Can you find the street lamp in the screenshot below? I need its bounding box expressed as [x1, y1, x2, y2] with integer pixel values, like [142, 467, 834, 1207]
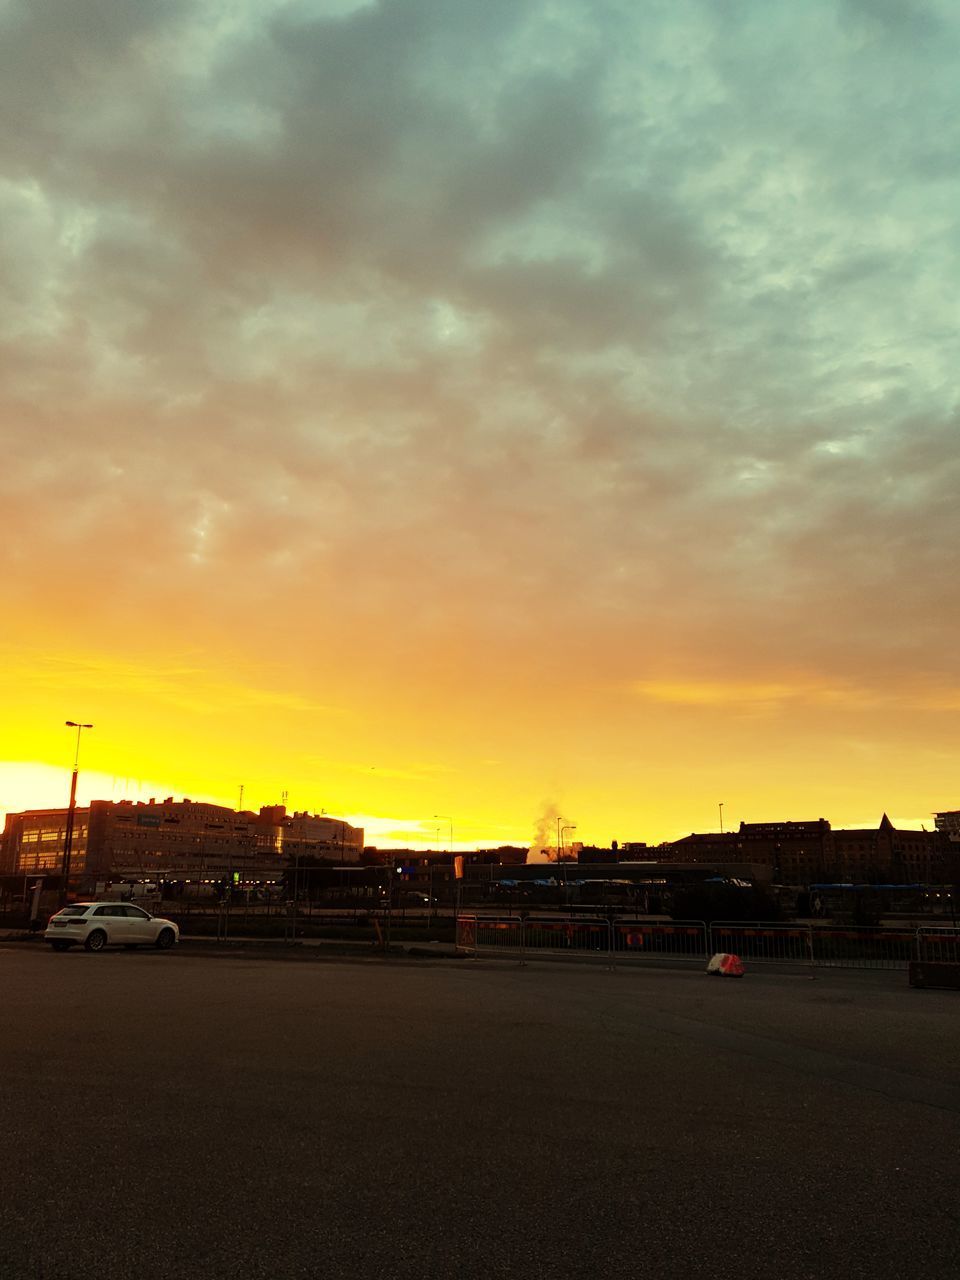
[556, 817, 573, 865]
[434, 815, 453, 849]
[61, 721, 93, 905]
[435, 814, 454, 914]
[719, 802, 724, 834]
[561, 825, 577, 860]
[557, 820, 576, 900]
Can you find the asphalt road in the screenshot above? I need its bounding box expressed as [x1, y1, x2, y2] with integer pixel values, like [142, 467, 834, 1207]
[1, 946, 959, 1280]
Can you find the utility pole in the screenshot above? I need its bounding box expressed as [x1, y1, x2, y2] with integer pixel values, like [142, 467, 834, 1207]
[61, 721, 93, 906]
[435, 812, 453, 906]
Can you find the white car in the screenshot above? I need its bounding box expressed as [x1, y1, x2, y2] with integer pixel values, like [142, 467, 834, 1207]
[45, 903, 180, 952]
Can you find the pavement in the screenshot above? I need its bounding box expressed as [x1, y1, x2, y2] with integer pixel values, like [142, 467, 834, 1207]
[1, 947, 959, 1280]
[0, 928, 462, 961]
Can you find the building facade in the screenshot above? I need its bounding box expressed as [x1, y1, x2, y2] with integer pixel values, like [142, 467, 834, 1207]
[934, 810, 960, 841]
[0, 808, 91, 876]
[658, 816, 951, 885]
[832, 816, 951, 885]
[0, 798, 364, 886]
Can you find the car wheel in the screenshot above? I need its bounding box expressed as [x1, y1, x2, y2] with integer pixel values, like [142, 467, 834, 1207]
[84, 929, 108, 952]
[155, 927, 176, 950]
[50, 941, 71, 952]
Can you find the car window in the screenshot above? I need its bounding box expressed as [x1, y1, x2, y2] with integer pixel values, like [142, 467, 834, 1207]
[60, 906, 90, 917]
[124, 906, 151, 919]
[93, 905, 116, 916]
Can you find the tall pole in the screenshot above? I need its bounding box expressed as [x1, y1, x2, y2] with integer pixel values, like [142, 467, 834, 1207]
[557, 820, 575, 900]
[435, 814, 453, 915]
[434, 815, 453, 850]
[61, 721, 93, 906]
[719, 802, 724, 834]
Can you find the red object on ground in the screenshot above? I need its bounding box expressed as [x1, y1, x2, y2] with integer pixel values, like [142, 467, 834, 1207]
[707, 952, 745, 977]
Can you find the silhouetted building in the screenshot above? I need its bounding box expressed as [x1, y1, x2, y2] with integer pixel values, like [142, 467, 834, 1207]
[577, 843, 649, 864]
[353, 846, 526, 901]
[0, 799, 363, 885]
[659, 831, 743, 864]
[656, 816, 952, 884]
[736, 819, 833, 882]
[934, 810, 960, 841]
[831, 815, 947, 884]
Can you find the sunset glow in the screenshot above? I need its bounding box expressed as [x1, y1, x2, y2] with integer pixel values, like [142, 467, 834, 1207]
[3, 0, 958, 846]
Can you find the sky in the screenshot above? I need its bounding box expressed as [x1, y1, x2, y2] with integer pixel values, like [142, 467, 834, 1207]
[2, 0, 959, 847]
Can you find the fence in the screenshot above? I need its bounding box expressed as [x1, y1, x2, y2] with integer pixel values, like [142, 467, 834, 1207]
[614, 920, 710, 962]
[455, 915, 960, 972]
[916, 927, 960, 965]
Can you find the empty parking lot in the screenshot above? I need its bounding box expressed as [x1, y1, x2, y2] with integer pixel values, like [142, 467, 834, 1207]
[2, 945, 958, 1280]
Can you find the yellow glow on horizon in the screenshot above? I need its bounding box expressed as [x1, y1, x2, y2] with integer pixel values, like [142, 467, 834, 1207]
[0, 627, 955, 850]
[0, 763, 508, 850]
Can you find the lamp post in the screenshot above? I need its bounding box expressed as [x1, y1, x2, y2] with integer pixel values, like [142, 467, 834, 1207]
[557, 820, 575, 902]
[435, 814, 454, 913]
[561, 825, 577, 859]
[423, 825, 441, 920]
[61, 721, 93, 906]
[434, 815, 453, 849]
[719, 803, 724, 834]
[556, 817, 577, 865]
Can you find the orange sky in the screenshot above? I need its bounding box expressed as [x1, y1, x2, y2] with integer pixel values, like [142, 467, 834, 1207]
[2, 617, 955, 845]
[2, 0, 959, 844]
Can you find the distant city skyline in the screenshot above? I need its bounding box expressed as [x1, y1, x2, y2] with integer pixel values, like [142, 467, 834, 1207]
[0, 759, 946, 850]
[3, 1, 959, 844]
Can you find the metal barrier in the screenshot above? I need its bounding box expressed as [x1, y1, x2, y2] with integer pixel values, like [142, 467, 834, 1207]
[523, 916, 611, 961]
[809, 926, 918, 971]
[613, 920, 708, 963]
[456, 914, 612, 963]
[456, 915, 707, 965]
[710, 922, 813, 966]
[474, 916, 525, 957]
[710, 922, 932, 971]
[457, 915, 960, 973]
[522, 916, 611, 962]
[917, 927, 960, 965]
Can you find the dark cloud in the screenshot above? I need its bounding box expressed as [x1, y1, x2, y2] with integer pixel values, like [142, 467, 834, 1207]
[1, 0, 959, 712]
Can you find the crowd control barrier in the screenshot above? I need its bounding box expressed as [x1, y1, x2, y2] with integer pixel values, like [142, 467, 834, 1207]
[708, 922, 812, 966]
[916, 927, 960, 965]
[806, 925, 918, 971]
[456, 915, 960, 973]
[613, 920, 709, 962]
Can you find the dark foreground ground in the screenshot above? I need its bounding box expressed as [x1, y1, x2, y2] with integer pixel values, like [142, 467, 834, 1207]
[1, 947, 958, 1280]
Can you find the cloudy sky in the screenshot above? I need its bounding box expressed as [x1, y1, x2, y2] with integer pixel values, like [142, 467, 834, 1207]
[2, 0, 959, 845]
